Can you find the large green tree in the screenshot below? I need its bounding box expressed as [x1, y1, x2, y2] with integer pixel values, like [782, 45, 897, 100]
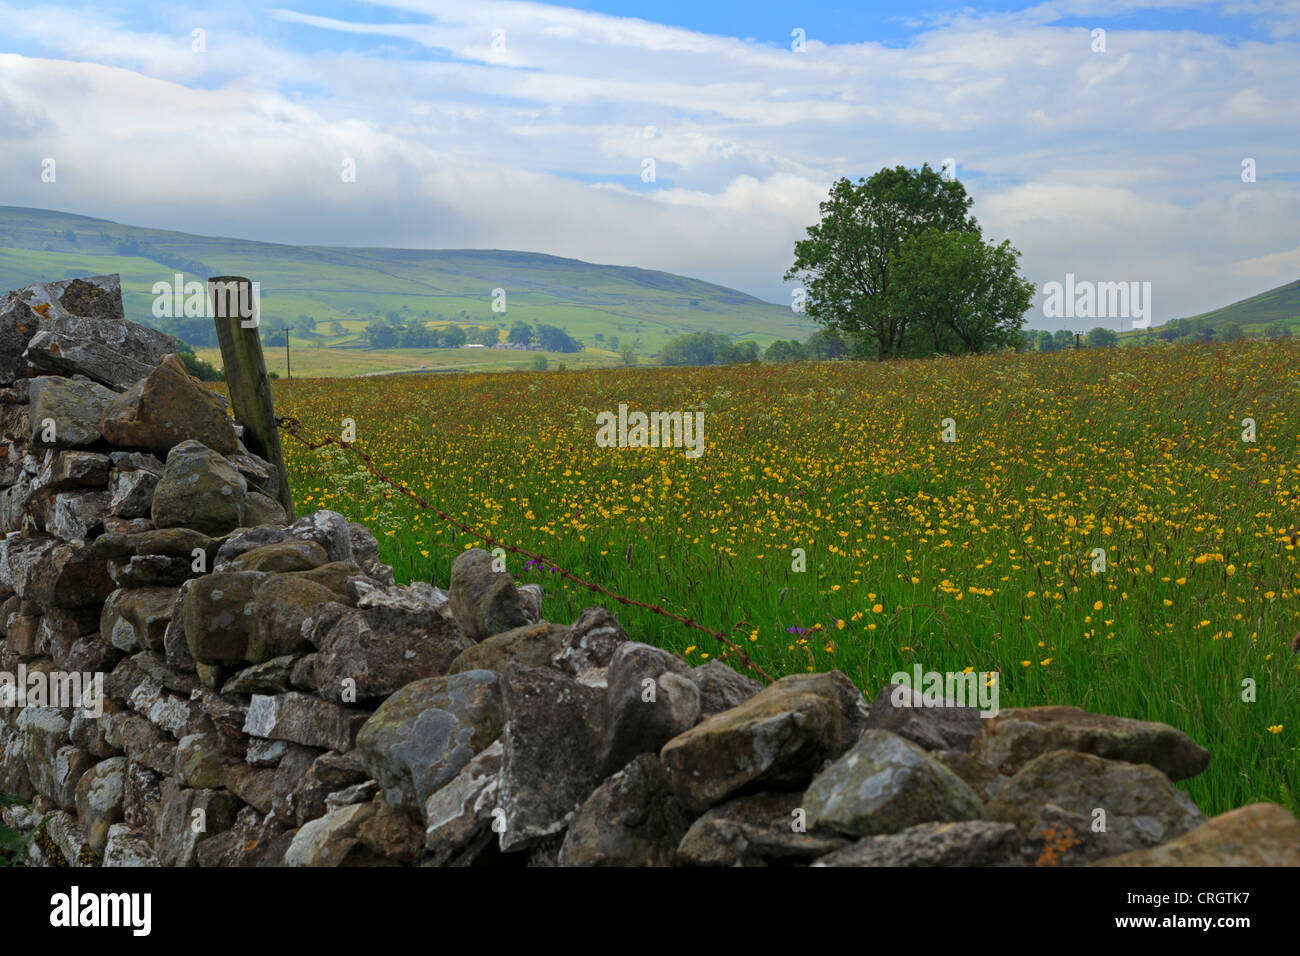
[893, 230, 1035, 355]
[785, 164, 1031, 358]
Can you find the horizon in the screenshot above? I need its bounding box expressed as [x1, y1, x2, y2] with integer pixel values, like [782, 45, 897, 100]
[4, 201, 1294, 332]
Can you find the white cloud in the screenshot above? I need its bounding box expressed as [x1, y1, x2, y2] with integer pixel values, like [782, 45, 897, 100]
[0, 0, 1295, 325]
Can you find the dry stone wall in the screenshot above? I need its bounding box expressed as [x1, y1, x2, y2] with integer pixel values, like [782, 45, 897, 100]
[0, 273, 1296, 867]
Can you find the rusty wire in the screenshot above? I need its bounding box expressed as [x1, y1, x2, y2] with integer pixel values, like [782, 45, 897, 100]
[275, 415, 772, 684]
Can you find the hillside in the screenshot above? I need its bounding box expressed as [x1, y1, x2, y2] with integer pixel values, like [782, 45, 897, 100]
[1180, 277, 1300, 330]
[0, 206, 812, 368]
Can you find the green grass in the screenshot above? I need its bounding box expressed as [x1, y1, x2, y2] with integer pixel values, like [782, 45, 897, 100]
[273, 341, 1300, 819]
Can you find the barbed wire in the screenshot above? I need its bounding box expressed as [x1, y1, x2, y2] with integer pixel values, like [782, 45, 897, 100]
[275, 415, 773, 684]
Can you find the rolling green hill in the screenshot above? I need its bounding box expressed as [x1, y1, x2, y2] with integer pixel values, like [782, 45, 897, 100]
[0, 206, 813, 364]
[1181, 277, 1300, 330]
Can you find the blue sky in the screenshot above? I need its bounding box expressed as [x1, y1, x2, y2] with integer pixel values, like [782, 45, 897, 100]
[0, 0, 1297, 326]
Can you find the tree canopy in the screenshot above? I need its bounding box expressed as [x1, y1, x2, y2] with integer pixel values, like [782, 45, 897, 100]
[785, 164, 1033, 358]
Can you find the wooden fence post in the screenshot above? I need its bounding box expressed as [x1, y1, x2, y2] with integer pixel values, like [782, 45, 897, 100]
[208, 276, 295, 519]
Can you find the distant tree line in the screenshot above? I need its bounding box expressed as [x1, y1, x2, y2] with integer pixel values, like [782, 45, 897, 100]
[1026, 316, 1293, 353]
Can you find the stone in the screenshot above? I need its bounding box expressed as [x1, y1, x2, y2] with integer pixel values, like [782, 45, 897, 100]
[35, 450, 111, 491]
[221, 655, 297, 696]
[354, 796, 425, 863]
[446, 620, 568, 675]
[497, 662, 605, 852]
[226, 452, 277, 498]
[448, 547, 533, 641]
[423, 740, 503, 866]
[690, 659, 764, 718]
[286, 510, 354, 564]
[37, 810, 95, 867]
[325, 780, 380, 813]
[20, 541, 114, 608]
[558, 753, 694, 867]
[313, 601, 472, 705]
[213, 526, 293, 569]
[986, 750, 1206, 847]
[243, 692, 366, 753]
[100, 587, 176, 653]
[104, 712, 176, 776]
[813, 820, 1022, 867]
[289, 560, 363, 596]
[599, 641, 698, 776]
[5, 613, 39, 658]
[98, 354, 238, 455]
[151, 440, 247, 537]
[103, 824, 161, 867]
[130, 650, 198, 694]
[107, 467, 159, 518]
[865, 681, 987, 752]
[183, 570, 267, 665]
[246, 738, 292, 768]
[123, 674, 206, 739]
[24, 331, 157, 390]
[660, 672, 860, 812]
[153, 780, 240, 867]
[161, 580, 195, 673]
[933, 750, 1009, 802]
[283, 800, 377, 866]
[270, 745, 324, 825]
[73, 756, 126, 855]
[1019, 802, 1142, 866]
[28, 376, 115, 448]
[227, 764, 277, 815]
[350, 579, 444, 611]
[1092, 803, 1300, 867]
[8, 275, 170, 387]
[121, 761, 164, 832]
[971, 706, 1212, 782]
[38, 605, 99, 657]
[93, 525, 215, 562]
[355, 669, 503, 818]
[194, 805, 290, 867]
[675, 790, 850, 867]
[227, 539, 328, 574]
[346, 520, 394, 584]
[280, 749, 367, 828]
[290, 653, 318, 692]
[0, 535, 58, 597]
[48, 490, 111, 540]
[101, 516, 153, 535]
[56, 634, 121, 676]
[248, 576, 339, 662]
[804, 730, 984, 837]
[551, 606, 628, 676]
[175, 732, 238, 790]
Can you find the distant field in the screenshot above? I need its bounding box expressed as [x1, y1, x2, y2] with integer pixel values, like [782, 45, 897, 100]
[268, 340, 1300, 817]
[194, 344, 623, 378]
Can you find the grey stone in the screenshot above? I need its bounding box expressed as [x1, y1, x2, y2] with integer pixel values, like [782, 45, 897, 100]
[676, 790, 850, 867]
[558, 753, 694, 867]
[497, 662, 605, 852]
[813, 820, 1022, 867]
[355, 669, 502, 818]
[243, 692, 366, 753]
